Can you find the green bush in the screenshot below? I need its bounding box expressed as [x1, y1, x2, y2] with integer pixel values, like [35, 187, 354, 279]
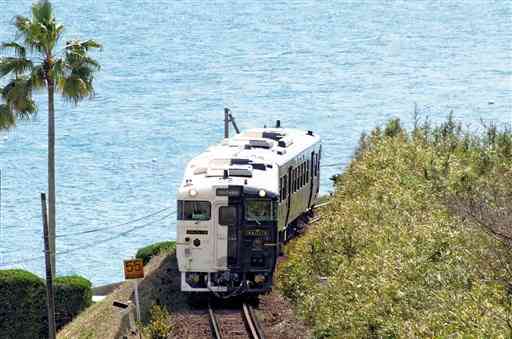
[278, 116, 512, 338]
[142, 304, 173, 339]
[54, 276, 92, 329]
[0, 269, 46, 339]
[136, 241, 176, 265]
[0, 270, 92, 339]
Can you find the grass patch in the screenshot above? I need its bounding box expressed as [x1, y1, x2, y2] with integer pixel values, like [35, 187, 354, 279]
[278, 116, 512, 337]
[136, 241, 176, 265]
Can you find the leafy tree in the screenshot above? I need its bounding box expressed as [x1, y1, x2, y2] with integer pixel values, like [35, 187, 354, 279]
[0, 0, 101, 274]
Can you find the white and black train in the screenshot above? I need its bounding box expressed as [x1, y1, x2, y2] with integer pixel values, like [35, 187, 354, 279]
[176, 127, 321, 295]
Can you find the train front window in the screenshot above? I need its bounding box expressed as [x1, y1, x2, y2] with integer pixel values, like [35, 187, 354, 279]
[245, 199, 273, 222]
[219, 206, 237, 225]
[178, 200, 211, 220]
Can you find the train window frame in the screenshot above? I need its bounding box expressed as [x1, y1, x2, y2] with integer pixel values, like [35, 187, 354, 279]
[178, 200, 211, 221]
[219, 206, 237, 225]
[245, 199, 275, 222]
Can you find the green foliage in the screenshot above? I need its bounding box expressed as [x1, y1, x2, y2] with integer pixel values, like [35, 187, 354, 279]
[136, 241, 176, 265]
[54, 275, 92, 329]
[0, 269, 46, 339]
[0, 270, 93, 339]
[0, 0, 101, 129]
[278, 116, 512, 338]
[142, 304, 173, 339]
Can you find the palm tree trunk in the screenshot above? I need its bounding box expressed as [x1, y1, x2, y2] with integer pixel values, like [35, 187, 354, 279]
[47, 77, 56, 278]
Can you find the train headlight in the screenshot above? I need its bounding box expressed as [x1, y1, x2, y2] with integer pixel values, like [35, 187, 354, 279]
[258, 189, 266, 197]
[189, 188, 198, 197]
[254, 274, 266, 284]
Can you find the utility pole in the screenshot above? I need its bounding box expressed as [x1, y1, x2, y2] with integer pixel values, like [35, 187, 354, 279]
[41, 193, 56, 339]
[224, 107, 240, 138]
[224, 107, 230, 139]
[229, 111, 240, 134]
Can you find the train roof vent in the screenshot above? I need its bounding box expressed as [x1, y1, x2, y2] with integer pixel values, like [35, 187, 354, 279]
[249, 139, 272, 149]
[231, 158, 251, 165]
[262, 131, 284, 141]
[229, 168, 253, 177]
[193, 167, 207, 175]
[278, 137, 293, 148]
[251, 163, 266, 171]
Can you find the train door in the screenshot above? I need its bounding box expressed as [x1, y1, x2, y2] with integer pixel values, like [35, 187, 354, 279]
[213, 202, 229, 270]
[214, 202, 241, 271]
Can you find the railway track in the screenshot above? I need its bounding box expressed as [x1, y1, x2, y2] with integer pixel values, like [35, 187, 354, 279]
[208, 302, 265, 339]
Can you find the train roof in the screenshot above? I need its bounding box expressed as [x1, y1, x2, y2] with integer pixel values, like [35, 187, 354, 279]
[178, 128, 321, 195]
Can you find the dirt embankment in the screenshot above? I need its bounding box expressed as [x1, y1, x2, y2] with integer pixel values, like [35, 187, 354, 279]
[59, 249, 311, 339]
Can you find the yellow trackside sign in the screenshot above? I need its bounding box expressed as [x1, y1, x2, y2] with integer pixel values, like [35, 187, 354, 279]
[123, 259, 144, 279]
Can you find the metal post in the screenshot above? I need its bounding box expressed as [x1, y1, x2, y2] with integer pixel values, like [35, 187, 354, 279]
[0, 169, 2, 265]
[224, 108, 229, 139]
[134, 279, 141, 323]
[229, 113, 240, 134]
[41, 193, 56, 339]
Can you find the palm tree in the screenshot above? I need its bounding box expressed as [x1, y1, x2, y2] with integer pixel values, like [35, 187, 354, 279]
[0, 0, 101, 275]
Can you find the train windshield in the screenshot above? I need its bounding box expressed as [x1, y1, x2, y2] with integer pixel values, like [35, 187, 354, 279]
[178, 200, 211, 221]
[245, 199, 274, 222]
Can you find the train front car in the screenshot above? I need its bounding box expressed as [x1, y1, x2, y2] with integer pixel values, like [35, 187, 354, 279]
[177, 127, 321, 296]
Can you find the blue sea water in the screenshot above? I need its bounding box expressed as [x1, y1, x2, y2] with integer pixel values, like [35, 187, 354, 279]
[0, 0, 510, 285]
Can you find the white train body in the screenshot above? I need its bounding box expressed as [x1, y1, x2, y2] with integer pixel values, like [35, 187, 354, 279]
[176, 127, 321, 294]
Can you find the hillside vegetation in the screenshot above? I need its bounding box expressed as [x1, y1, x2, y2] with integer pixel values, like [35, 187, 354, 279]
[279, 116, 512, 338]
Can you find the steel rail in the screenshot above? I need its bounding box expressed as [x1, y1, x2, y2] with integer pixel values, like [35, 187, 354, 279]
[242, 303, 265, 339]
[208, 302, 223, 339]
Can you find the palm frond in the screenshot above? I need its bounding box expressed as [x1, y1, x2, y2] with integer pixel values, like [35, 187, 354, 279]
[14, 16, 32, 38]
[56, 41, 101, 104]
[0, 57, 33, 78]
[1, 77, 37, 116]
[79, 39, 102, 51]
[13, 16, 40, 52]
[32, 1, 53, 25]
[30, 64, 46, 89]
[59, 74, 94, 105]
[0, 41, 27, 58]
[0, 103, 16, 129]
[31, 1, 63, 52]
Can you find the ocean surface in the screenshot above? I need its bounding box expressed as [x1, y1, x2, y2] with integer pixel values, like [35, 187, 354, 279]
[0, 0, 510, 285]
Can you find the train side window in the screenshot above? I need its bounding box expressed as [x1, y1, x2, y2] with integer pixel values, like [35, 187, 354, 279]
[294, 168, 298, 192]
[291, 169, 295, 193]
[219, 206, 237, 225]
[283, 174, 288, 200]
[298, 165, 301, 189]
[306, 160, 310, 183]
[317, 149, 321, 175]
[314, 154, 318, 176]
[279, 177, 283, 201]
[299, 163, 303, 188]
[178, 201, 211, 221]
[297, 167, 300, 190]
[300, 162, 306, 187]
